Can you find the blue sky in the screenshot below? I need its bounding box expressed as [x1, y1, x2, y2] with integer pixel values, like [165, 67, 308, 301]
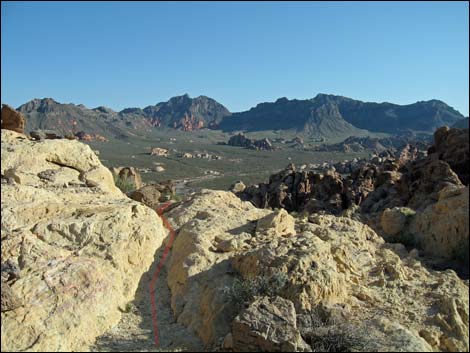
[1, 1, 469, 115]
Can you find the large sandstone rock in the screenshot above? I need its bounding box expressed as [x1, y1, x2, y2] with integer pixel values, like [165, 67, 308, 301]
[1, 130, 167, 351]
[130, 181, 176, 209]
[227, 133, 275, 151]
[381, 207, 416, 236]
[410, 186, 469, 263]
[165, 190, 270, 345]
[1, 104, 26, 134]
[429, 126, 469, 185]
[256, 209, 295, 238]
[232, 296, 310, 352]
[166, 190, 469, 352]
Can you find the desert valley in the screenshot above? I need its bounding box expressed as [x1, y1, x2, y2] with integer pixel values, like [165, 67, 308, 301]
[2, 1, 469, 352]
[1, 93, 469, 351]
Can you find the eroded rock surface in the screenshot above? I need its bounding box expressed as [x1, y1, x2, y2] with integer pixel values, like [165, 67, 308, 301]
[232, 296, 310, 352]
[1, 104, 26, 134]
[166, 189, 469, 352]
[1, 130, 166, 351]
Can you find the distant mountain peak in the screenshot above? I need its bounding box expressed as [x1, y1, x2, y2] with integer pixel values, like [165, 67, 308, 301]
[14, 94, 465, 138]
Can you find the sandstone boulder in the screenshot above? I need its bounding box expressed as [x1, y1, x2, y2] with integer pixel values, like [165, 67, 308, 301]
[381, 207, 416, 236]
[230, 180, 246, 194]
[1, 104, 25, 134]
[410, 186, 469, 263]
[1, 129, 166, 351]
[256, 209, 295, 238]
[150, 147, 169, 156]
[232, 296, 310, 352]
[428, 126, 469, 185]
[130, 181, 176, 209]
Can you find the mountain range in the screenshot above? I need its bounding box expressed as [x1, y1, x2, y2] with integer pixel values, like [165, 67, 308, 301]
[14, 93, 466, 139]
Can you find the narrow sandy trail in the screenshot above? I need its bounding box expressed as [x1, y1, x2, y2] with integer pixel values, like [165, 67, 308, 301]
[92, 207, 205, 352]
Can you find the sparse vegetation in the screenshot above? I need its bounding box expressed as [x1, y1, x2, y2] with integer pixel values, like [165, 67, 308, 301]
[119, 302, 135, 313]
[298, 307, 375, 352]
[222, 271, 288, 310]
[305, 324, 370, 352]
[113, 174, 136, 194]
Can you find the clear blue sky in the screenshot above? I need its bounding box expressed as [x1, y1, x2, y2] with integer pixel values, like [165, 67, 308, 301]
[1, 1, 469, 115]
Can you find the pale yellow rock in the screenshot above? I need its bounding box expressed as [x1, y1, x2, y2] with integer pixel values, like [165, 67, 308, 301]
[256, 208, 296, 238]
[166, 190, 270, 344]
[410, 186, 469, 261]
[232, 296, 310, 352]
[166, 190, 469, 351]
[1, 129, 120, 195]
[381, 207, 415, 236]
[1, 130, 167, 351]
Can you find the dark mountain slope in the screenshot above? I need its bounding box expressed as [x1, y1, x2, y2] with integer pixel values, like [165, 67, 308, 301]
[219, 94, 464, 135]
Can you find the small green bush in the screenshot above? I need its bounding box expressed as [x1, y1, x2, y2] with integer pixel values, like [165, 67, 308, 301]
[114, 175, 136, 193]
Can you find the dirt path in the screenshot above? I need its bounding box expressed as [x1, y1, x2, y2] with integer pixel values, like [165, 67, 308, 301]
[92, 213, 205, 352]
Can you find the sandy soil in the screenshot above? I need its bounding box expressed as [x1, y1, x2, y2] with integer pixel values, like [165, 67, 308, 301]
[92, 222, 205, 352]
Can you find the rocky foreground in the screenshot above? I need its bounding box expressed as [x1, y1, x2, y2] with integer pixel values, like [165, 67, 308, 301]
[163, 190, 469, 351]
[1, 107, 469, 352]
[0, 129, 167, 351]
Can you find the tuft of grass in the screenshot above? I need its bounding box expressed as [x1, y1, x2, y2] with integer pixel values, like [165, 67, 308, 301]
[114, 174, 136, 194]
[222, 271, 288, 310]
[298, 307, 374, 352]
[119, 302, 135, 313]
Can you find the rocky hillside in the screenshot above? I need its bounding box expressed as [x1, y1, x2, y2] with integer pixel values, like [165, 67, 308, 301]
[313, 134, 431, 153]
[220, 96, 368, 138]
[220, 94, 465, 135]
[235, 126, 469, 275]
[17, 98, 126, 138]
[18, 94, 231, 137]
[139, 94, 231, 131]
